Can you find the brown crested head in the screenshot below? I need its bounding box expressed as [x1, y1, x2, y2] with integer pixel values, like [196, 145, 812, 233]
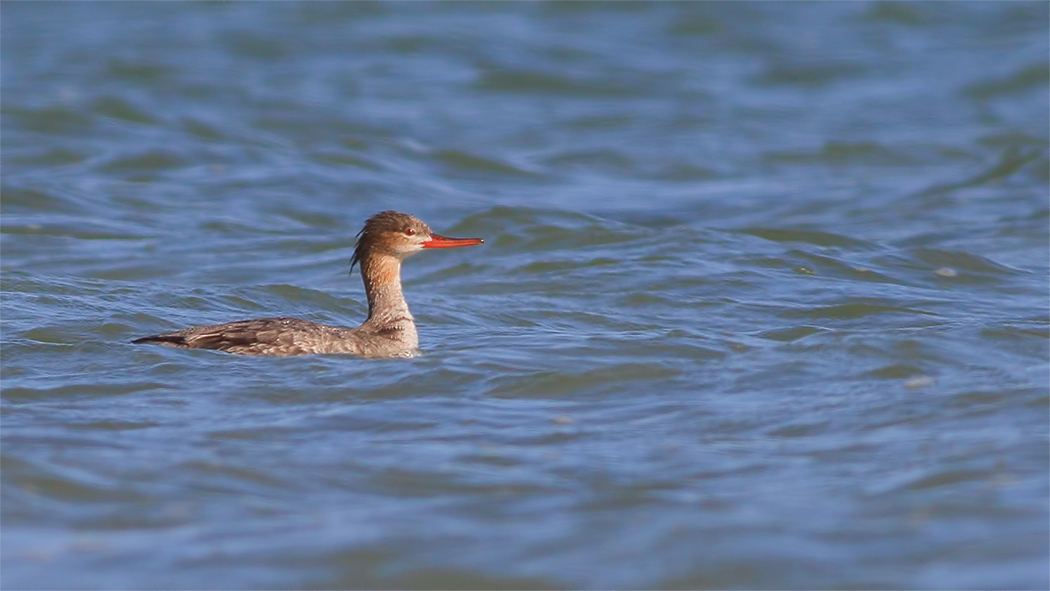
[351, 211, 428, 273]
[350, 211, 485, 275]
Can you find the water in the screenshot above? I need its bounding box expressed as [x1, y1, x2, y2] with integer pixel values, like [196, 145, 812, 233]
[2, 2, 1048, 589]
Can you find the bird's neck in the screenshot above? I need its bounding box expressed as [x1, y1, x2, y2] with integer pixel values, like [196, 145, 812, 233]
[360, 253, 414, 327]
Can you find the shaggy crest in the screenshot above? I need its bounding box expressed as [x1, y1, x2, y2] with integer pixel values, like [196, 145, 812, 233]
[350, 211, 431, 275]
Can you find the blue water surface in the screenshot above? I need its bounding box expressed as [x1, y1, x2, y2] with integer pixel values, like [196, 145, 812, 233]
[2, 2, 1048, 589]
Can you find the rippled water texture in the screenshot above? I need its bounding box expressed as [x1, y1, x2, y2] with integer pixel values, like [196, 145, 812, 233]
[3, 3, 1048, 589]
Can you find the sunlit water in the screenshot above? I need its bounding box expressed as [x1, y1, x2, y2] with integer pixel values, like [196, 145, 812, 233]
[3, 3, 1048, 589]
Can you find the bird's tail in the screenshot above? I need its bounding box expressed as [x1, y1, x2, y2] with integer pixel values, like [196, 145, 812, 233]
[131, 334, 188, 346]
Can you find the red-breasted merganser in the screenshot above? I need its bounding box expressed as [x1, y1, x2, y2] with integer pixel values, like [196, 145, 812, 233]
[132, 211, 483, 357]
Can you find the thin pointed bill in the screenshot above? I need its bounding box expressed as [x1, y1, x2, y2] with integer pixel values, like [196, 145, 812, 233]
[422, 233, 484, 249]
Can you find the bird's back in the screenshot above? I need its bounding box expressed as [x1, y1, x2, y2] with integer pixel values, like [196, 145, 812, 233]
[133, 317, 361, 356]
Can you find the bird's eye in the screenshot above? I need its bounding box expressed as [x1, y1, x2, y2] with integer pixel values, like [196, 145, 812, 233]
[404, 228, 416, 236]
